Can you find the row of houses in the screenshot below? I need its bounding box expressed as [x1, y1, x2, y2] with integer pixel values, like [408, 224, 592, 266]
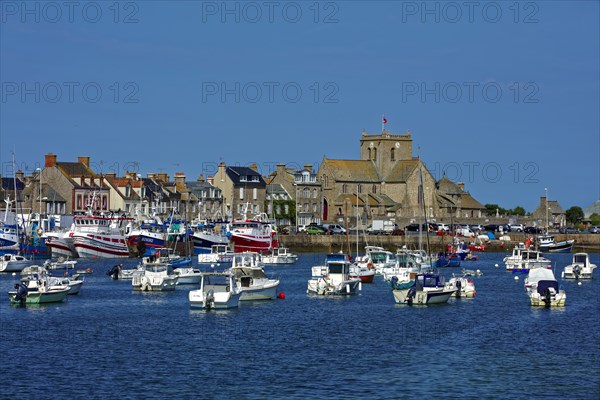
[0, 129, 568, 228]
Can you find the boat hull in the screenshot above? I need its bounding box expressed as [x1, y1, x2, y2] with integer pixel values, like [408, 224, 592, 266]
[239, 282, 278, 301]
[8, 288, 69, 304]
[189, 289, 241, 309]
[73, 236, 129, 258]
[393, 287, 455, 305]
[540, 240, 574, 253]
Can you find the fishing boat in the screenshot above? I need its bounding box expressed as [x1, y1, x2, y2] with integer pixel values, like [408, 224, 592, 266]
[538, 235, 574, 253]
[307, 253, 362, 295]
[189, 272, 241, 309]
[562, 253, 597, 279]
[44, 227, 77, 258]
[0, 198, 20, 254]
[191, 223, 229, 255]
[390, 272, 456, 305]
[0, 253, 31, 272]
[72, 210, 132, 258]
[228, 208, 277, 253]
[525, 268, 566, 307]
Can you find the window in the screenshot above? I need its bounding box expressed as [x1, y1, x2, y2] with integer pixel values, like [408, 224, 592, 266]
[77, 195, 82, 210]
[342, 184, 347, 194]
[238, 204, 244, 213]
[391, 148, 395, 161]
[373, 148, 377, 161]
[239, 187, 244, 200]
[284, 204, 289, 214]
[312, 204, 317, 212]
[368, 148, 371, 159]
[240, 176, 247, 182]
[372, 184, 377, 194]
[303, 188, 309, 198]
[313, 189, 317, 199]
[252, 204, 258, 213]
[358, 184, 362, 194]
[251, 176, 259, 182]
[253, 188, 257, 200]
[304, 203, 309, 211]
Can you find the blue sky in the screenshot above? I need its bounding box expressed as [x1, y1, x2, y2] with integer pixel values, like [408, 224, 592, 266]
[1, 1, 598, 212]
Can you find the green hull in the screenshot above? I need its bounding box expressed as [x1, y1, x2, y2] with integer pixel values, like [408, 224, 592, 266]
[8, 289, 69, 304]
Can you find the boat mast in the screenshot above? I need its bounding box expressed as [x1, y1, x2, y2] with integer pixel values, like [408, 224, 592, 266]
[418, 148, 431, 260]
[356, 187, 359, 258]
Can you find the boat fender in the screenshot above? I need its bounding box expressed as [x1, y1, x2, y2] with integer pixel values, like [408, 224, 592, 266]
[367, 262, 374, 269]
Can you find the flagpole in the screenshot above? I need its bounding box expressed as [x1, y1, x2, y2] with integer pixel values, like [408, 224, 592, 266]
[381, 114, 384, 133]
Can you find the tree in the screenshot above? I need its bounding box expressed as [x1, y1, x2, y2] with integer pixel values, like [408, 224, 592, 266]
[512, 206, 526, 216]
[590, 213, 600, 226]
[484, 204, 508, 216]
[565, 206, 584, 225]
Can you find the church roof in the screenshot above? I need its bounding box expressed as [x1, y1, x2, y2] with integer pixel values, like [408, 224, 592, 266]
[323, 159, 380, 182]
[383, 160, 420, 183]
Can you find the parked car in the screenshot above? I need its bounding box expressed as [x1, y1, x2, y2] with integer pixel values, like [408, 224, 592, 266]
[323, 224, 346, 235]
[305, 225, 327, 235]
[524, 226, 543, 234]
[405, 223, 421, 232]
[590, 226, 600, 234]
[483, 224, 499, 232]
[509, 224, 524, 232]
[559, 227, 578, 234]
[436, 223, 450, 232]
[455, 227, 475, 237]
[469, 224, 483, 233]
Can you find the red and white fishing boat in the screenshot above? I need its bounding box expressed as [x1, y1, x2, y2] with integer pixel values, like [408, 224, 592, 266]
[45, 226, 77, 258]
[72, 212, 132, 258]
[228, 209, 277, 253]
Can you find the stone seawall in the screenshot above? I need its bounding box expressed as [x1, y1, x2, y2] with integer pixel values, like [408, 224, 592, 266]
[276, 233, 600, 253]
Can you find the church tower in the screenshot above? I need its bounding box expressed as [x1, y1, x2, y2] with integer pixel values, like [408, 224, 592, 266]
[359, 129, 413, 178]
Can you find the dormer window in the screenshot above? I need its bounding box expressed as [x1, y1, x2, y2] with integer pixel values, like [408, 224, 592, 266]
[251, 176, 259, 182]
[240, 176, 247, 182]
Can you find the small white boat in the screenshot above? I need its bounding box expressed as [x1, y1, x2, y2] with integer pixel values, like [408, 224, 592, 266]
[173, 267, 202, 285]
[538, 235, 574, 253]
[131, 265, 178, 291]
[307, 254, 362, 295]
[43, 257, 77, 270]
[197, 244, 234, 264]
[261, 247, 298, 265]
[142, 247, 191, 268]
[189, 272, 241, 309]
[229, 253, 279, 300]
[21, 265, 84, 295]
[562, 253, 597, 280]
[8, 274, 70, 304]
[0, 253, 31, 273]
[391, 273, 456, 305]
[445, 275, 476, 298]
[504, 243, 551, 271]
[106, 263, 143, 280]
[349, 263, 376, 283]
[525, 268, 566, 307]
[355, 246, 396, 275]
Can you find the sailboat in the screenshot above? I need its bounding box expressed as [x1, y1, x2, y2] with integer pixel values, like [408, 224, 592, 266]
[0, 197, 20, 254]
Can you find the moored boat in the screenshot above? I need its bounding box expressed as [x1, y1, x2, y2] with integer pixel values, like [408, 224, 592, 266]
[132, 265, 178, 291]
[538, 235, 574, 253]
[229, 252, 279, 300]
[562, 253, 597, 279]
[307, 253, 362, 295]
[390, 273, 456, 305]
[189, 272, 241, 309]
[525, 268, 566, 307]
[0, 253, 31, 272]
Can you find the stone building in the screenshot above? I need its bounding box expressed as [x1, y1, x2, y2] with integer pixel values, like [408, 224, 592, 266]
[436, 176, 485, 220]
[269, 164, 322, 226]
[40, 153, 110, 214]
[213, 163, 267, 220]
[532, 196, 566, 228]
[186, 175, 225, 222]
[318, 130, 440, 225]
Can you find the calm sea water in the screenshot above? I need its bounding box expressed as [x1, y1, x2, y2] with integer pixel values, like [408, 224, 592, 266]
[1, 251, 599, 399]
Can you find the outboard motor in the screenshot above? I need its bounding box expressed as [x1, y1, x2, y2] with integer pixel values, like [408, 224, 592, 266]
[543, 287, 552, 307]
[390, 275, 398, 289]
[14, 282, 28, 305]
[573, 265, 581, 279]
[455, 279, 462, 298]
[406, 286, 417, 306]
[106, 264, 121, 280]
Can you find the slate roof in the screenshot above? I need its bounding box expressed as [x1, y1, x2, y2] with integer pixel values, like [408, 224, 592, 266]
[323, 159, 380, 182]
[226, 167, 266, 186]
[56, 162, 96, 178]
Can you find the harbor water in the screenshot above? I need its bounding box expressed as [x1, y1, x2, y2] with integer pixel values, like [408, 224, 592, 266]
[1, 252, 599, 399]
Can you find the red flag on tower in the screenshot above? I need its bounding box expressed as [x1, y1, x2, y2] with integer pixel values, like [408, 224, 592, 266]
[382, 115, 387, 132]
[382, 115, 388, 124]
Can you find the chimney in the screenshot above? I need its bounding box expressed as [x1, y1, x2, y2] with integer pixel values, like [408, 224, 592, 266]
[15, 170, 24, 182]
[457, 182, 465, 192]
[45, 153, 57, 168]
[197, 174, 205, 182]
[304, 164, 313, 172]
[156, 173, 169, 182]
[207, 176, 214, 185]
[174, 172, 186, 185]
[105, 173, 116, 179]
[249, 163, 258, 172]
[276, 164, 286, 175]
[78, 156, 90, 168]
[147, 173, 155, 179]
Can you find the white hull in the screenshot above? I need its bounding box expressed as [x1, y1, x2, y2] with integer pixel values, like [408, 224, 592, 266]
[307, 278, 361, 295]
[73, 235, 129, 258]
[45, 235, 77, 258]
[262, 255, 297, 264]
[189, 289, 241, 309]
[529, 292, 566, 307]
[0, 259, 31, 272]
[240, 282, 278, 301]
[174, 268, 202, 285]
[393, 287, 455, 305]
[132, 274, 178, 291]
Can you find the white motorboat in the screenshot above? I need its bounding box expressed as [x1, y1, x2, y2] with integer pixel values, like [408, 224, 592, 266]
[229, 253, 279, 300]
[562, 253, 597, 280]
[504, 243, 551, 271]
[173, 267, 202, 285]
[349, 262, 376, 283]
[106, 263, 143, 280]
[261, 247, 298, 265]
[43, 257, 77, 270]
[131, 265, 178, 291]
[391, 273, 456, 305]
[142, 247, 191, 268]
[8, 272, 70, 304]
[525, 268, 566, 307]
[538, 235, 574, 253]
[21, 265, 84, 295]
[189, 272, 241, 310]
[197, 244, 234, 264]
[445, 275, 476, 298]
[307, 253, 362, 295]
[0, 253, 31, 272]
[355, 246, 396, 275]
